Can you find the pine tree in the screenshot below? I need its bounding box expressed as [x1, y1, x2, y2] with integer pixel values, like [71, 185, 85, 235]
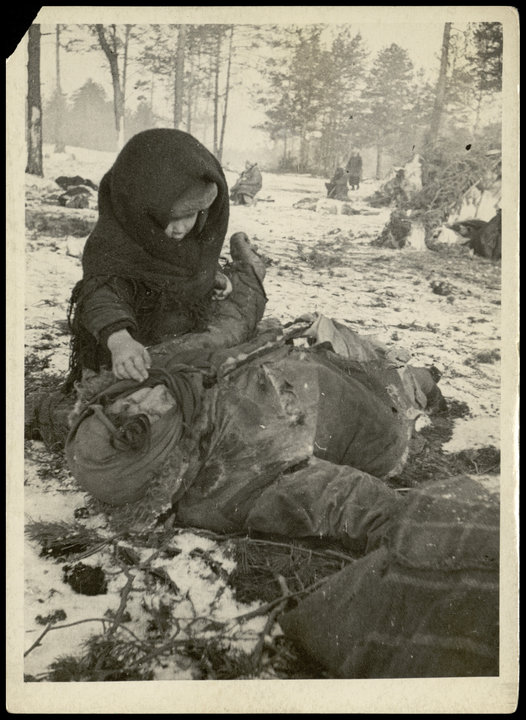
[260, 26, 327, 172]
[315, 29, 368, 174]
[354, 44, 419, 178]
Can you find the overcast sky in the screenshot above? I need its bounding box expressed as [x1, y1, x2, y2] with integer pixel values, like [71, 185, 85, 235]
[23, 6, 506, 165]
[38, 20, 446, 100]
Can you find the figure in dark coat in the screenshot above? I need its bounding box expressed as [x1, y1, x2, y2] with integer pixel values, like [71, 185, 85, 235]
[346, 151, 363, 190]
[67, 129, 232, 386]
[230, 161, 263, 205]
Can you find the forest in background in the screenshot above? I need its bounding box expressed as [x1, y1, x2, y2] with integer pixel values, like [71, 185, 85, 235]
[26, 22, 502, 178]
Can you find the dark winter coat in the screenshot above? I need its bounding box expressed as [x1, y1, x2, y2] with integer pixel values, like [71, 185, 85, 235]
[346, 154, 363, 185]
[67, 129, 229, 379]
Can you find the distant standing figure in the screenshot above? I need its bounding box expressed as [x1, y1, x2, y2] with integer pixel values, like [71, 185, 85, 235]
[230, 161, 263, 206]
[325, 167, 349, 200]
[346, 151, 363, 190]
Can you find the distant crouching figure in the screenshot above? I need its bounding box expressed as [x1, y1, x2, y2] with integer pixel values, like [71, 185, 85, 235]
[325, 167, 349, 200]
[230, 161, 263, 206]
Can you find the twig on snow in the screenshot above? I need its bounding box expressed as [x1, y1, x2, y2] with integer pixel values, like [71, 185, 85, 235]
[24, 617, 149, 657]
[251, 574, 291, 673]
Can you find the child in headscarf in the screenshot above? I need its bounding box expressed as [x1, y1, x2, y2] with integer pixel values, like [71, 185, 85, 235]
[67, 129, 232, 385]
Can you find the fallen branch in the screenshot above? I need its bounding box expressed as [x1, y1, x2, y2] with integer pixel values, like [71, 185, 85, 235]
[251, 574, 291, 673]
[24, 617, 149, 657]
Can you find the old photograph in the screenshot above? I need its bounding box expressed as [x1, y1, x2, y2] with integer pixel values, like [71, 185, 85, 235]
[7, 5, 519, 714]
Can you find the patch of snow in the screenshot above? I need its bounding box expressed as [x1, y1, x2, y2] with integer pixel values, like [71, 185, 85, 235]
[442, 416, 500, 453]
[22, 150, 502, 681]
[404, 221, 427, 251]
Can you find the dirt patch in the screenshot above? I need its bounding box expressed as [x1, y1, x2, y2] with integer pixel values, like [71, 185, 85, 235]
[392, 400, 499, 487]
[63, 563, 108, 595]
[26, 207, 96, 237]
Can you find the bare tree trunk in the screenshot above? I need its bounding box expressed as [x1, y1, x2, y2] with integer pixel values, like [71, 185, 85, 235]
[173, 25, 187, 129]
[425, 22, 452, 147]
[299, 126, 309, 172]
[186, 57, 194, 132]
[375, 141, 383, 180]
[54, 25, 66, 153]
[26, 24, 43, 176]
[95, 24, 125, 149]
[122, 25, 131, 105]
[203, 69, 213, 145]
[218, 25, 234, 163]
[212, 32, 221, 156]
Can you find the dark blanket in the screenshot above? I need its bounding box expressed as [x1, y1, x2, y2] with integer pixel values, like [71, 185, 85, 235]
[279, 475, 499, 678]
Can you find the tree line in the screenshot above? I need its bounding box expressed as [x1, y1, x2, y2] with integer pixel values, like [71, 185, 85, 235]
[26, 22, 502, 178]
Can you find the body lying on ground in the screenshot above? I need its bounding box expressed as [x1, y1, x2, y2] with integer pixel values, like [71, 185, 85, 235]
[26, 236, 498, 678]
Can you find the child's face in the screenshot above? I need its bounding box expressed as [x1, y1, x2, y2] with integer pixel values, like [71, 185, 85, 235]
[164, 212, 199, 241]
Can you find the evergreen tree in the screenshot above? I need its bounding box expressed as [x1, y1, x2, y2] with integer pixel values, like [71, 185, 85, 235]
[68, 79, 117, 151]
[260, 26, 327, 172]
[444, 23, 503, 140]
[353, 44, 420, 178]
[315, 29, 368, 174]
[470, 22, 503, 93]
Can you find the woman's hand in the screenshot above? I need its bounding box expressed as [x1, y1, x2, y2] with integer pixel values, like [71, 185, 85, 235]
[107, 329, 151, 382]
[212, 271, 233, 301]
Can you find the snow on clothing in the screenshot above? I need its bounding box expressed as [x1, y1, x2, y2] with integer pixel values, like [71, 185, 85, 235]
[230, 164, 263, 204]
[65, 308, 444, 552]
[67, 129, 229, 383]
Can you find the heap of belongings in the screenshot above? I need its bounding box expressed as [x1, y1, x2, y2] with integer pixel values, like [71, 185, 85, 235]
[54, 176, 99, 209]
[325, 167, 349, 200]
[230, 162, 263, 205]
[448, 209, 502, 260]
[27, 253, 499, 678]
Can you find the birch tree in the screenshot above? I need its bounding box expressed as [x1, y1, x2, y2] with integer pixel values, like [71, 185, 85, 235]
[26, 24, 43, 176]
[94, 24, 130, 149]
[52, 25, 66, 152]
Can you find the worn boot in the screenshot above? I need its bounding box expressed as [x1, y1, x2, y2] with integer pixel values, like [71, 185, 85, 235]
[229, 232, 266, 282]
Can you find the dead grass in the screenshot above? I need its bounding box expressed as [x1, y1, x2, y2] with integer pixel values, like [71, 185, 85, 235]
[391, 400, 500, 487]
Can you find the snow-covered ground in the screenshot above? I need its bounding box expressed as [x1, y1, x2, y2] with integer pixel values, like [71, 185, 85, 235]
[21, 144, 502, 682]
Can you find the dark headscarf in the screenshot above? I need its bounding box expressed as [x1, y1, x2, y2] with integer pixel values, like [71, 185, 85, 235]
[66, 130, 229, 385]
[81, 128, 229, 295]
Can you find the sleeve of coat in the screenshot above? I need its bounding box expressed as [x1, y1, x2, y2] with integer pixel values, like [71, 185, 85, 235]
[78, 278, 138, 345]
